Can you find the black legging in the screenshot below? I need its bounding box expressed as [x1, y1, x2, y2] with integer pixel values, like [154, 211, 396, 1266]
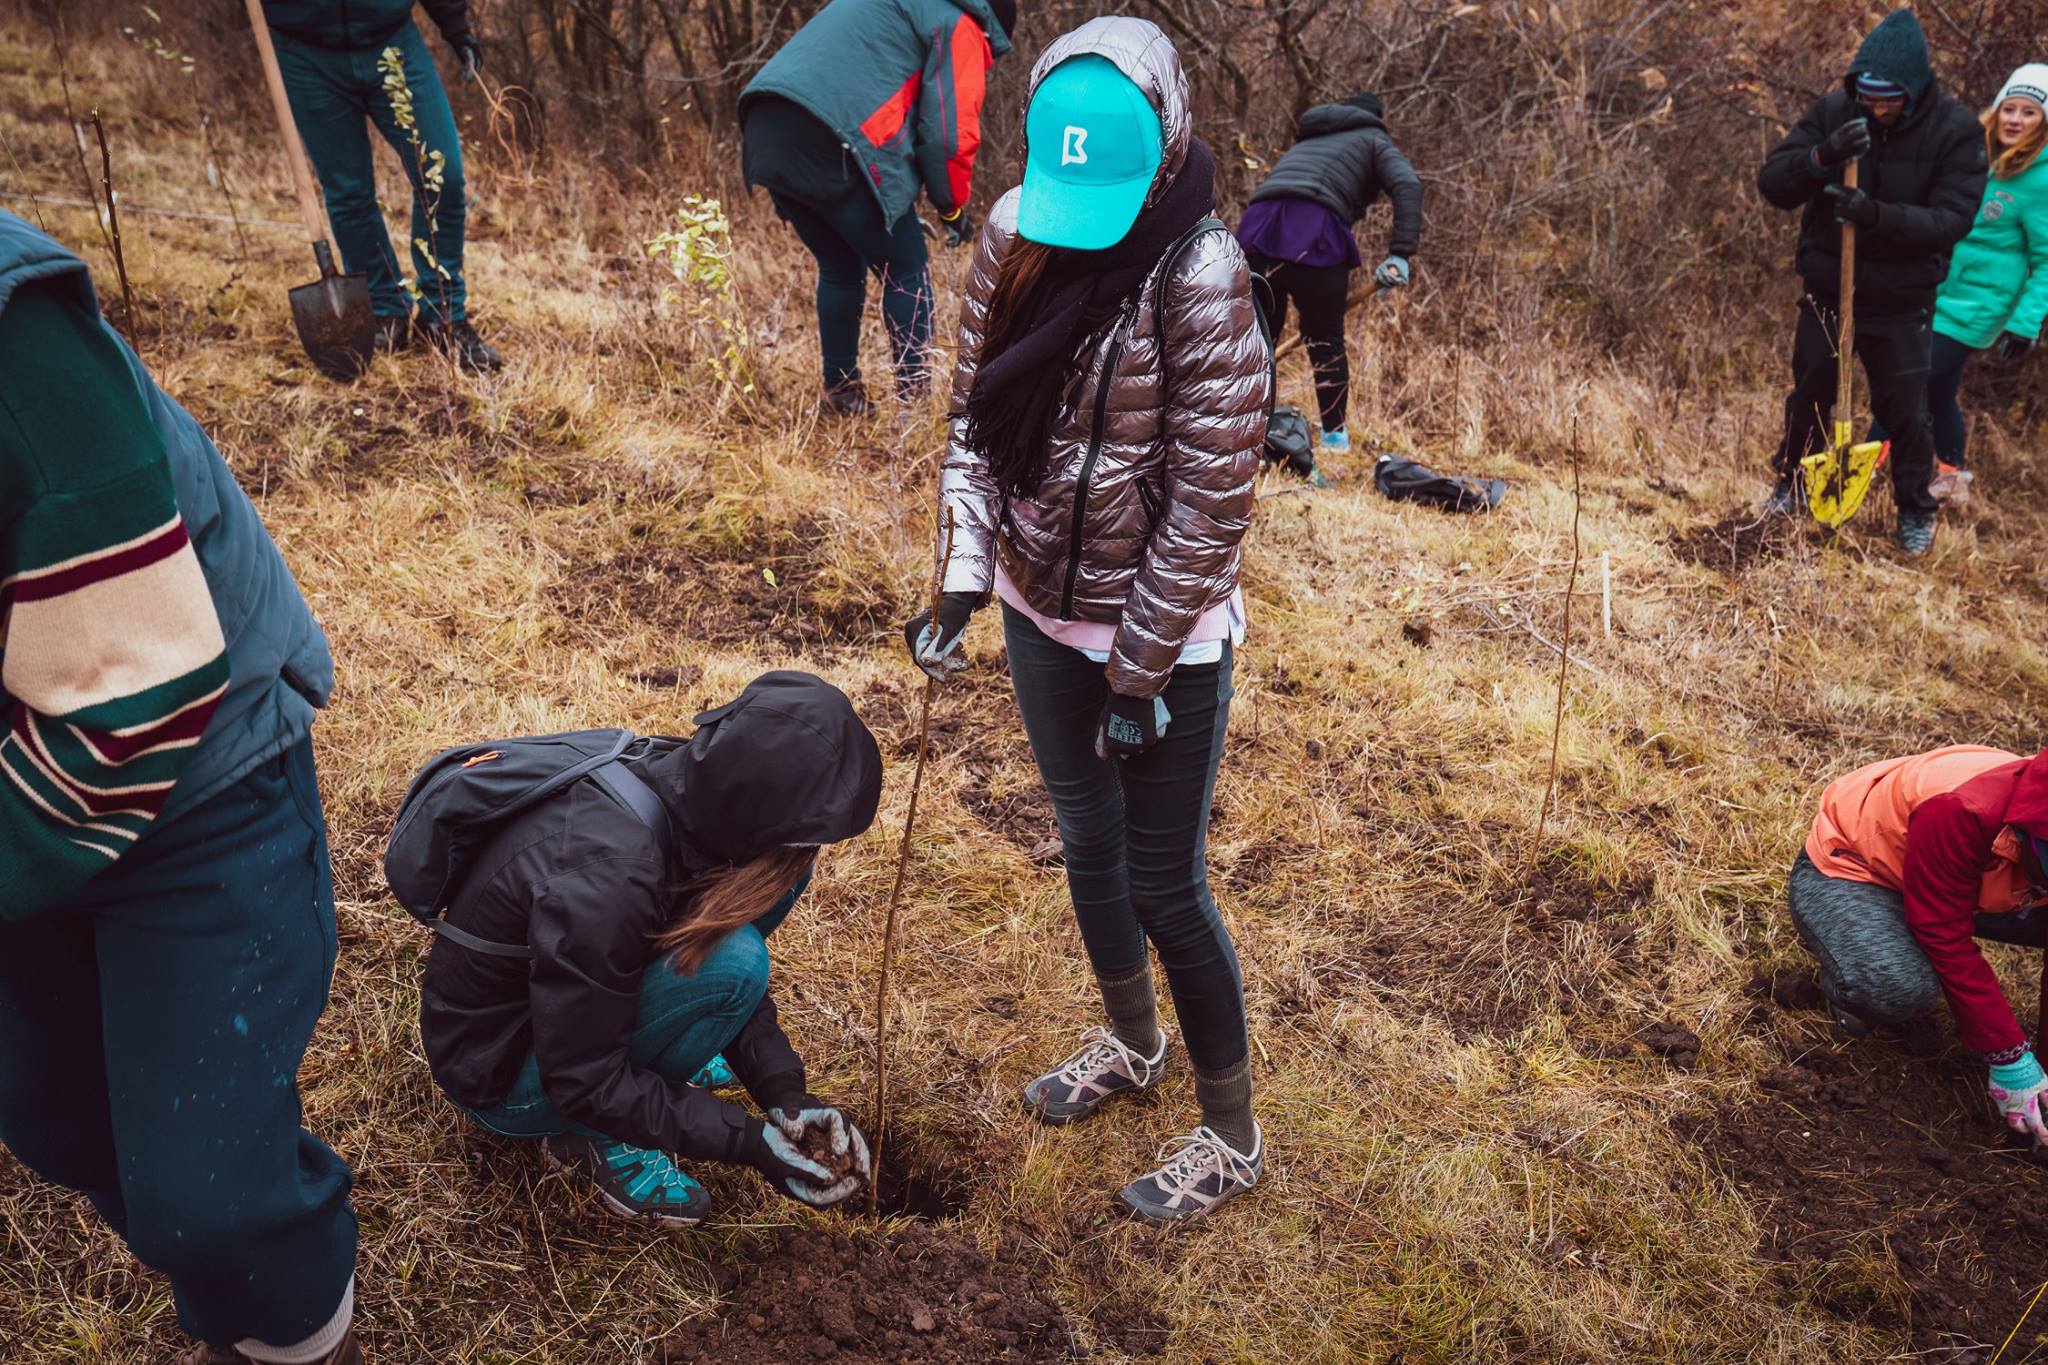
[1248, 252, 1352, 432]
[1872, 330, 1972, 468]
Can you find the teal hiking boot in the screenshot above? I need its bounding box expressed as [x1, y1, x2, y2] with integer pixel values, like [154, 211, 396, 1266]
[1896, 510, 1935, 557]
[1319, 427, 1351, 455]
[544, 1133, 708, 1225]
[689, 1053, 736, 1089]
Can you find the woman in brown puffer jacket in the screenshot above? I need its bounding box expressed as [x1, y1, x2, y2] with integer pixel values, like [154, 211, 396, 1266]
[901, 15, 1271, 1224]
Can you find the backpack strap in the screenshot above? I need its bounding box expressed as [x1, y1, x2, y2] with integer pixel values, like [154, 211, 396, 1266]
[429, 738, 674, 961]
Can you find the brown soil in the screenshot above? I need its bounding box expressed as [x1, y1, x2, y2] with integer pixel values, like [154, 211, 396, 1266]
[1669, 510, 1801, 576]
[660, 1226, 1076, 1362]
[1684, 1006, 2048, 1361]
[796, 1127, 868, 1190]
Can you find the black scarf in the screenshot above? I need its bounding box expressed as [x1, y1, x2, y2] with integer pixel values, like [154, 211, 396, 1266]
[965, 138, 1217, 503]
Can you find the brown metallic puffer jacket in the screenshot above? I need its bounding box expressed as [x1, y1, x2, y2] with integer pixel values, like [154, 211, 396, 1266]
[938, 16, 1270, 700]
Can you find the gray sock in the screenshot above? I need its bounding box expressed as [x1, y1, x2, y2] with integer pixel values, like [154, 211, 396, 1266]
[1193, 1057, 1257, 1154]
[1096, 963, 1162, 1054]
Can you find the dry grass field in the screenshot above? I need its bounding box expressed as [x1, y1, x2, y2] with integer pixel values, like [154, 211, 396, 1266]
[6, 10, 2048, 1362]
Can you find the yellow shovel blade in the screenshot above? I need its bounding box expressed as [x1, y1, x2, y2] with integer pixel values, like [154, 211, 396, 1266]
[1800, 422, 1887, 529]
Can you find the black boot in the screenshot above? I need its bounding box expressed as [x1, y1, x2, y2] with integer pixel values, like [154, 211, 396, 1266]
[423, 319, 503, 372]
[822, 376, 871, 419]
[373, 315, 416, 353]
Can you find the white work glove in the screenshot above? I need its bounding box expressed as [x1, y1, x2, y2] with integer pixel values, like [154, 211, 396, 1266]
[767, 1104, 872, 1207]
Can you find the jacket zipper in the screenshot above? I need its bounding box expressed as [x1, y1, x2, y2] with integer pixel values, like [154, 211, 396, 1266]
[1059, 303, 1137, 619]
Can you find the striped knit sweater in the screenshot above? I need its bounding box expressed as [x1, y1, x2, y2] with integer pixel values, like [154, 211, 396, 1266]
[0, 280, 229, 913]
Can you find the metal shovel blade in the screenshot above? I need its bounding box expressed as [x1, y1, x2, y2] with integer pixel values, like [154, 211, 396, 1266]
[288, 269, 374, 381]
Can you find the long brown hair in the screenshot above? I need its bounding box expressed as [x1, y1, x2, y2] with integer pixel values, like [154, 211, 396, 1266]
[659, 844, 817, 973]
[1986, 101, 2048, 179]
[979, 238, 1058, 369]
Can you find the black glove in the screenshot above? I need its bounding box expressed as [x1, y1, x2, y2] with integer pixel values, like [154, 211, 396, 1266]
[1995, 331, 2034, 365]
[902, 590, 983, 682]
[1094, 691, 1170, 760]
[1824, 182, 1879, 229]
[1812, 116, 1872, 170]
[456, 37, 483, 82]
[942, 208, 976, 249]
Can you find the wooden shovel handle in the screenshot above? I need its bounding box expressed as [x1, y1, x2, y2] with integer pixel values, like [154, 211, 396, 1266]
[243, 0, 332, 260]
[1837, 158, 1858, 427]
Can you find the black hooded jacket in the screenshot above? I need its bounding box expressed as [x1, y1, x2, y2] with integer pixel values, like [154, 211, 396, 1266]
[1249, 97, 1423, 259]
[1756, 9, 1987, 315]
[418, 672, 883, 1163]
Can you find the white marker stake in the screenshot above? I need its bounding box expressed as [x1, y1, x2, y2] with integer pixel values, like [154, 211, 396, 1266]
[1601, 551, 1612, 640]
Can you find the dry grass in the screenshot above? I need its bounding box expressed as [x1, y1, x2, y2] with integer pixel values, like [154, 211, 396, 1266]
[7, 15, 2048, 1364]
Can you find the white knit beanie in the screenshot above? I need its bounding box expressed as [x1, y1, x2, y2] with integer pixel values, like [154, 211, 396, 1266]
[1999, 63, 2048, 110]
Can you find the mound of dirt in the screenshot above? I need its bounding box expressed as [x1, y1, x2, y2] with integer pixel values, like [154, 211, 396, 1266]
[661, 1226, 1076, 1362]
[1670, 511, 1799, 575]
[1685, 1032, 2048, 1359]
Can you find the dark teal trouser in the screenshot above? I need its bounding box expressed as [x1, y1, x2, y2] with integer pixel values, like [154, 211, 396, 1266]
[0, 741, 356, 1350]
[461, 880, 804, 1139]
[273, 20, 468, 323]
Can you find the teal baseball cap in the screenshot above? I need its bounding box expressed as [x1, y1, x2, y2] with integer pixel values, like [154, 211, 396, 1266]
[1019, 55, 1163, 250]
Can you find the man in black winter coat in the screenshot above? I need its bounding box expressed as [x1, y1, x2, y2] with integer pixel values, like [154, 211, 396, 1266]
[1757, 7, 1986, 555]
[1236, 93, 1422, 456]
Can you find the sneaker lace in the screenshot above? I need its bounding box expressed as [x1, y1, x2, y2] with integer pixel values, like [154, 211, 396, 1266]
[1151, 1125, 1257, 1191]
[1052, 1026, 1150, 1088]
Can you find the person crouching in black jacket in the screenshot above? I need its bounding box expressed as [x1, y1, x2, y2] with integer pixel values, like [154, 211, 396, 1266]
[1757, 7, 1987, 556]
[418, 671, 884, 1223]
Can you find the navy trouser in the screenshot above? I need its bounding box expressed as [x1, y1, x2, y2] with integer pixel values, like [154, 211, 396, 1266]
[461, 882, 802, 1138]
[273, 21, 467, 323]
[768, 188, 933, 397]
[1001, 605, 1249, 1072]
[1872, 330, 1973, 468]
[0, 741, 356, 1350]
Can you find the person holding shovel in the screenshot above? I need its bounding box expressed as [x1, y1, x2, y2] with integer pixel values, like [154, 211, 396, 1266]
[904, 17, 1270, 1223]
[739, 0, 1015, 416]
[417, 672, 882, 1224]
[1236, 91, 1422, 457]
[0, 210, 357, 1365]
[1872, 65, 2048, 503]
[1787, 745, 2048, 1148]
[1757, 7, 1986, 555]
[258, 0, 502, 370]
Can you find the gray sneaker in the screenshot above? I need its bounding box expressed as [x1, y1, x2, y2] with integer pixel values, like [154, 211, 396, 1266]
[1021, 1026, 1167, 1126]
[1896, 510, 1936, 557]
[1118, 1124, 1263, 1225]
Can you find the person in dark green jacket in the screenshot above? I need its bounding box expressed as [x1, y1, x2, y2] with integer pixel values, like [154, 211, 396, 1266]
[0, 210, 358, 1365]
[740, 0, 1014, 414]
[260, 0, 501, 371]
[1880, 65, 2048, 501]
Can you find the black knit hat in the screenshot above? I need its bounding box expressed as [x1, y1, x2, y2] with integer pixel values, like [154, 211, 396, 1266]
[1343, 92, 1383, 117]
[988, 0, 1016, 40]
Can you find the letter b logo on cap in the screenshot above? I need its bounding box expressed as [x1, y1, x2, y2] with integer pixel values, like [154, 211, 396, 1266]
[1061, 125, 1089, 166]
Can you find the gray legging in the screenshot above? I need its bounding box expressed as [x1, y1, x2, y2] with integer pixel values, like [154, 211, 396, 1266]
[1787, 850, 2047, 1026]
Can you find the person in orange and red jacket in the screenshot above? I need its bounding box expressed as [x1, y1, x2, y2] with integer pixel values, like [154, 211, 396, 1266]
[1790, 745, 2048, 1146]
[740, 0, 1015, 415]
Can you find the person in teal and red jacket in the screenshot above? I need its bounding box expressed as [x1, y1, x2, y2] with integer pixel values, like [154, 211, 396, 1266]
[740, 0, 1015, 415]
[0, 209, 357, 1365]
[1789, 745, 2048, 1150]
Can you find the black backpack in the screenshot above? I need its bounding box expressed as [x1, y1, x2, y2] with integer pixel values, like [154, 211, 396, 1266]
[1151, 216, 1287, 465]
[383, 728, 673, 958]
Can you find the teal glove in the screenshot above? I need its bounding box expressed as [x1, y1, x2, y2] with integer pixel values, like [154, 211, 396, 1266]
[1094, 692, 1169, 760]
[1989, 1051, 2048, 1145]
[1373, 255, 1410, 289]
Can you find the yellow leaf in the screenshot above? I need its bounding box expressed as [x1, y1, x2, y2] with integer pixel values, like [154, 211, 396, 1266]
[763, 568, 778, 587]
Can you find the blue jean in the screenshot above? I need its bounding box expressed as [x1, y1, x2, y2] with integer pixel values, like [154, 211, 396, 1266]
[1001, 605, 1249, 1072]
[769, 188, 933, 397]
[1872, 330, 1972, 468]
[463, 884, 801, 1139]
[0, 741, 355, 1350]
[273, 22, 468, 323]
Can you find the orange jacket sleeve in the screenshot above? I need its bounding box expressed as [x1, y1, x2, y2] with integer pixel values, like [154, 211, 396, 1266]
[913, 14, 992, 216]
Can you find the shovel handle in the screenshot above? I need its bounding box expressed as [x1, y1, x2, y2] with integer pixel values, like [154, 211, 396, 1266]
[1837, 158, 1858, 428]
[243, 0, 334, 266]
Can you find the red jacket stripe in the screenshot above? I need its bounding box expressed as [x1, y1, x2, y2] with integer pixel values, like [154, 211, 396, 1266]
[946, 17, 992, 209]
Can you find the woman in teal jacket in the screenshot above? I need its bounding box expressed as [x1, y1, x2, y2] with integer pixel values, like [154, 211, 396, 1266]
[1895, 65, 2048, 489]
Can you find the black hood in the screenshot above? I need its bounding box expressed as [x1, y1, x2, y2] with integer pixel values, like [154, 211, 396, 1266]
[1846, 8, 1935, 114]
[1296, 100, 1384, 140]
[644, 670, 883, 868]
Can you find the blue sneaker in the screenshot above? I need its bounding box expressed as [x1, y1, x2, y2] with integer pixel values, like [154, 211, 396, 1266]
[1319, 428, 1351, 455]
[689, 1053, 735, 1089]
[544, 1133, 708, 1225]
[1895, 511, 1935, 557]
